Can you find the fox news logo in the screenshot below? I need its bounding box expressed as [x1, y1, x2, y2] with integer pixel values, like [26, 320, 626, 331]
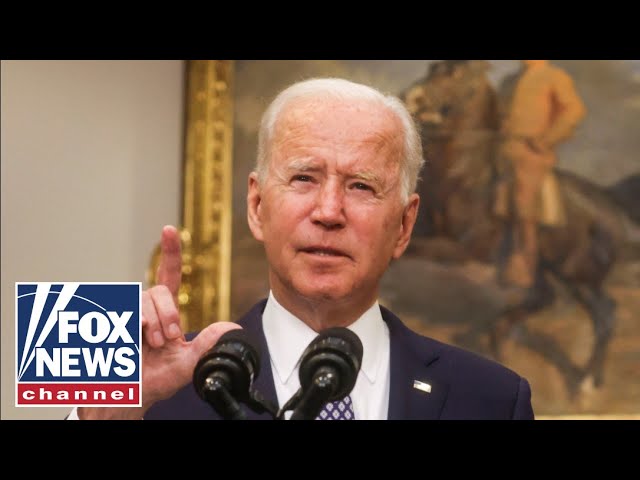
[16, 282, 141, 407]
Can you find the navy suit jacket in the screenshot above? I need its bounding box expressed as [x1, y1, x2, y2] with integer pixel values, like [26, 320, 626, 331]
[144, 300, 534, 420]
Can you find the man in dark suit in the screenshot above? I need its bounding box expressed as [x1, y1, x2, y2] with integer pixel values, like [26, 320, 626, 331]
[74, 77, 534, 420]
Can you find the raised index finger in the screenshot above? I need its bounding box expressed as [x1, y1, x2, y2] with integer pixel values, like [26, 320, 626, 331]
[155, 225, 182, 299]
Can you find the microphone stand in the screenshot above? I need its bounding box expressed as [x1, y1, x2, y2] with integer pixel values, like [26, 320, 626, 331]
[286, 366, 338, 420]
[201, 375, 247, 420]
[245, 389, 278, 419]
[201, 380, 279, 420]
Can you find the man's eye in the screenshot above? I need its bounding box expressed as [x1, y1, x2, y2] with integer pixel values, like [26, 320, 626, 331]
[352, 182, 373, 192]
[293, 175, 312, 182]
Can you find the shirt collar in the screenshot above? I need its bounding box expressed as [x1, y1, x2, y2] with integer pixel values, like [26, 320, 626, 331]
[262, 291, 385, 385]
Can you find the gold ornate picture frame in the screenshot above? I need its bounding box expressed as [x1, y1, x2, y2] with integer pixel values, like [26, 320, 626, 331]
[148, 60, 234, 332]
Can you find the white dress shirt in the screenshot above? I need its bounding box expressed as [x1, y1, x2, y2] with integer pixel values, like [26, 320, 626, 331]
[67, 291, 391, 420]
[263, 291, 390, 420]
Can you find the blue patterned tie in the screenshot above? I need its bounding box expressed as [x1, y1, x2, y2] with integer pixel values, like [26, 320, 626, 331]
[315, 395, 355, 420]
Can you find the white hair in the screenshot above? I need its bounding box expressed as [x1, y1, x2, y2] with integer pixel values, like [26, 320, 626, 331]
[255, 77, 424, 204]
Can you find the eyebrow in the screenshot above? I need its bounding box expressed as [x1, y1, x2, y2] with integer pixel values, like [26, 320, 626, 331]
[286, 158, 383, 186]
[287, 157, 321, 172]
[350, 171, 383, 185]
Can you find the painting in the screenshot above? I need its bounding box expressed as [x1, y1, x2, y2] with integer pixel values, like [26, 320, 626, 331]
[224, 60, 640, 417]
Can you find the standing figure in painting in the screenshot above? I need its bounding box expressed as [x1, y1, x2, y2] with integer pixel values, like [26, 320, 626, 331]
[496, 60, 587, 289]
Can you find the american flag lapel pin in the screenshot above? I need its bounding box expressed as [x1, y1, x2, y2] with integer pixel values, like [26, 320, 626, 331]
[413, 380, 432, 394]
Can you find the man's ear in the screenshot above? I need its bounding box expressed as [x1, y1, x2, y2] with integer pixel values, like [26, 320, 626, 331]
[392, 193, 420, 259]
[247, 172, 264, 242]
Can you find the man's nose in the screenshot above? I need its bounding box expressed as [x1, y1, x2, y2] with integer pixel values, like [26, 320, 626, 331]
[310, 182, 346, 229]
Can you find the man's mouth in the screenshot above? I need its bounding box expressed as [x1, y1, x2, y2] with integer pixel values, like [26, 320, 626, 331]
[299, 247, 350, 258]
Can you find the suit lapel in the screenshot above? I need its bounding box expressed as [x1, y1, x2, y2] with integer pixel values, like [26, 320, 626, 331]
[383, 308, 449, 420]
[239, 301, 279, 420]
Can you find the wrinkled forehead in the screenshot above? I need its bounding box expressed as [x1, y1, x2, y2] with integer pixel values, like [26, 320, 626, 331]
[272, 97, 404, 155]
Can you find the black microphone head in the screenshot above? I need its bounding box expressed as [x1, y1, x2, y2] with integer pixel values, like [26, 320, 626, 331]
[298, 327, 363, 401]
[192, 328, 261, 402]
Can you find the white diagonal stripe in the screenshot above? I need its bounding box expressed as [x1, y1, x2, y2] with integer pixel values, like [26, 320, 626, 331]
[18, 283, 79, 380]
[18, 283, 51, 379]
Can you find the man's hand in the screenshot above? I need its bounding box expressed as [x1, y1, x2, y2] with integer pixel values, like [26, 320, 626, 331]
[78, 225, 240, 420]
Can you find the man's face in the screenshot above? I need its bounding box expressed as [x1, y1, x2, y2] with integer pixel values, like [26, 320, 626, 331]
[247, 98, 419, 307]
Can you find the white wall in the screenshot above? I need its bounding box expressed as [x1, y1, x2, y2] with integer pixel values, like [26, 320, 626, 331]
[1, 60, 184, 419]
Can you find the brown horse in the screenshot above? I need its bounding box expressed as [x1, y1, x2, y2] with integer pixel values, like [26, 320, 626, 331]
[399, 60, 640, 396]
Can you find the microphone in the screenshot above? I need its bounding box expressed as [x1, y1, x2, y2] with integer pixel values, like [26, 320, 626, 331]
[193, 329, 261, 420]
[284, 327, 363, 420]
